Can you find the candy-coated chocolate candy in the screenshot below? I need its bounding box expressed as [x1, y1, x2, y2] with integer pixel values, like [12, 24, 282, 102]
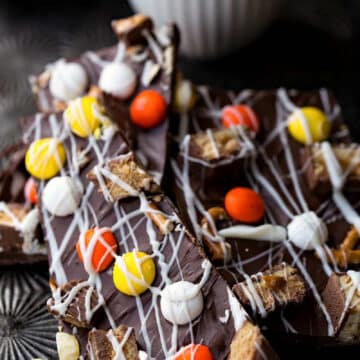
[64, 96, 101, 138]
[25, 138, 66, 180]
[173, 77, 197, 113]
[174, 344, 213, 360]
[160, 281, 203, 325]
[287, 107, 330, 144]
[113, 251, 156, 296]
[130, 90, 167, 129]
[222, 105, 260, 133]
[50, 61, 88, 102]
[99, 62, 137, 99]
[225, 187, 264, 223]
[43, 176, 83, 217]
[24, 178, 38, 205]
[76, 227, 118, 273]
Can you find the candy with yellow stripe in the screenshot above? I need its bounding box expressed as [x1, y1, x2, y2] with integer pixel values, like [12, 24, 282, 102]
[113, 251, 156, 296]
[25, 138, 66, 180]
[287, 107, 330, 144]
[64, 96, 101, 138]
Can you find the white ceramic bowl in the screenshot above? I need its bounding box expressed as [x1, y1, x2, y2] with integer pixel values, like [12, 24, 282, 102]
[129, 0, 281, 59]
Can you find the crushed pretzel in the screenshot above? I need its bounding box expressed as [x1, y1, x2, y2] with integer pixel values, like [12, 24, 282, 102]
[322, 227, 360, 268]
[111, 14, 153, 45]
[147, 201, 174, 235]
[201, 207, 232, 262]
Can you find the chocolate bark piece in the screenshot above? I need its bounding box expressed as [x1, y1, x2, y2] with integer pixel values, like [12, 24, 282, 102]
[0, 202, 46, 265]
[172, 87, 355, 339]
[176, 127, 254, 217]
[303, 143, 360, 195]
[322, 272, 360, 341]
[48, 280, 103, 328]
[229, 321, 279, 360]
[233, 264, 306, 315]
[22, 111, 277, 359]
[30, 13, 179, 184]
[88, 325, 138, 360]
[87, 152, 160, 202]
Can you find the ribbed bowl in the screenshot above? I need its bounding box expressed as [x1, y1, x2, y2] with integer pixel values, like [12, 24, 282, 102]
[0, 270, 58, 359]
[129, 0, 281, 59]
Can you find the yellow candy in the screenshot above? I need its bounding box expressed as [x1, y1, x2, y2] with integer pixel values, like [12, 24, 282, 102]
[287, 107, 330, 144]
[113, 251, 156, 296]
[173, 76, 197, 113]
[25, 138, 66, 180]
[64, 96, 101, 138]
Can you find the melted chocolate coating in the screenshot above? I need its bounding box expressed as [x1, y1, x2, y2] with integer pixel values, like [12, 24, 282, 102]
[21, 112, 254, 359]
[31, 22, 179, 184]
[173, 87, 358, 339]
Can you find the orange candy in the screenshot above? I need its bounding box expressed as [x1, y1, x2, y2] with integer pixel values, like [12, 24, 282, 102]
[130, 89, 167, 129]
[174, 344, 213, 360]
[222, 105, 259, 133]
[24, 178, 38, 205]
[76, 227, 118, 272]
[224, 187, 264, 223]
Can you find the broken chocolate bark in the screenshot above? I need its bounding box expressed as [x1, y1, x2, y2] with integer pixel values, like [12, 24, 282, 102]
[22, 101, 277, 359]
[233, 263, 306, 314]
[172, 86, 360, 340]
[30, 14, 179, 184]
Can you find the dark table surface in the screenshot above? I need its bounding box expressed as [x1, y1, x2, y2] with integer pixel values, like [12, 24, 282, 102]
[0, 0, 360, 358]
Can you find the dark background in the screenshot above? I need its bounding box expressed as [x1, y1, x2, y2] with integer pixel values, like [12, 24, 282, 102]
[0, 0, 359, 358]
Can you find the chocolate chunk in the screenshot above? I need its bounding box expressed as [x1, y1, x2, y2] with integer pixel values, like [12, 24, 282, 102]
[87, 152, 161, 201]
[233, 264, 306, 315]
[88, 325, 138, 360]
[322, 272, 360, 341]
[48, 280, 103, 328]
[111, 14, 153, 45]
[229, 321, 279, 360]
[303, 143, 360, 195]
[0, 202, 45, 265]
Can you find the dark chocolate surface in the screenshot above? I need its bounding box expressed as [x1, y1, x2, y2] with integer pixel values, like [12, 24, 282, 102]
[21, 111, 254, 359]
[31, 19, 179, 185]
[173, 86, 359, 339]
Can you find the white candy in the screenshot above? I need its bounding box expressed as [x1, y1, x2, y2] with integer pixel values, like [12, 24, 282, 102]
[99, 62, 137, 99]
[160, 281, 203, 325]
[287, 211, 328, 250]
[138, 350, 151, 360]
[49, 60, 88, 102]
[42, 176, 83, 217]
